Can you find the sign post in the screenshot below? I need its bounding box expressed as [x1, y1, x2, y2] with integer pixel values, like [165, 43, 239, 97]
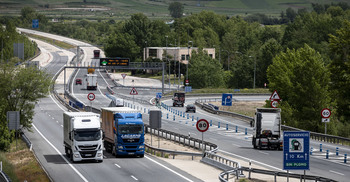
[130, 87, 138, 104]
[283, 131, 310, 181]
[196, 119, 209, 154]
[121, 73, 127, 86]
[321, 108, 331, 134]
[87, 93, 95, 111]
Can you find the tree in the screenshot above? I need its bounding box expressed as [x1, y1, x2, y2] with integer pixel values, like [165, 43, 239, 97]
[328, 20, 350, 123]
[267, 44, 331, 133]
[188, 48, 224, 88]
[104, 32, 140, 60]
[168, 2, 184, 19]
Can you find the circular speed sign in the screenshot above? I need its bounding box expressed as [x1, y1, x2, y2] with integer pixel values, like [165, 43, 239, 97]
[321, 108, 331, 118]
[196, 119, 209, 132]
[87, 93, 95, 101]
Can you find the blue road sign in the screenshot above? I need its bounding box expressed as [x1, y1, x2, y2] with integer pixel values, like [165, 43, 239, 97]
[185, 86, 192, 93]
[222, 93, 233, 106]
[283, 131, 310, 170]
[156, 92, 162, 99]
[32, 19, 39, 28]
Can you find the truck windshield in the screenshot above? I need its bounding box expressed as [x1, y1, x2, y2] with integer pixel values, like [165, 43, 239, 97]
[118, 125, 143, 134]
[74, 129, 101, 141]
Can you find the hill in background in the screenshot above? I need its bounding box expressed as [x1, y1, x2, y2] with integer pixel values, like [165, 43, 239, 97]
[0, 0, 349, 20]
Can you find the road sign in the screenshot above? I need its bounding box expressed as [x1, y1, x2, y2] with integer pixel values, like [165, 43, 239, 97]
[32, 19, 39, 28]
[322, 118, 330, 123]
[156, 92, 162, 99]
[269, 90, 281, 101]
[185, 79, 189, 85]
[100, 58, 129, 66]
[222, 93, 233, 106]
[87, 93, 95, 101]
[321, 108, 331, 118]
[130, 87, 138, 95]
[121, 73, 127, 79]
[196, 119, 209, 132]
[185, 86, 192, 93]
[283, 131, 310, 170]
[271, 100, 279, 108]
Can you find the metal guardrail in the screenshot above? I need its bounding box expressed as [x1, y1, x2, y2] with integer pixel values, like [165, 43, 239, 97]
[0, 166, 10, 182]
[196, 99, 350, 146]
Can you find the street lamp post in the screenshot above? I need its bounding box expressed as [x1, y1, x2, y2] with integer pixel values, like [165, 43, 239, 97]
[165, 36, 170, 89]
[186, 41, 193, 84]
[250, 56, 256, 89]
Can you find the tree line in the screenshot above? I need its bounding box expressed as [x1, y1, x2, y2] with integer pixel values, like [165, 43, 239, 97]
[0, 2, 349, 142]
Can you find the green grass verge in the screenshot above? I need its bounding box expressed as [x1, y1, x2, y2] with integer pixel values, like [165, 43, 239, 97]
[24, 33, 75, 50]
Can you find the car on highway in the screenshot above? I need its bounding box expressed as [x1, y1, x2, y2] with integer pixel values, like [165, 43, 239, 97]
[185, 104, 196, 113]
[75, 78, 82, 85]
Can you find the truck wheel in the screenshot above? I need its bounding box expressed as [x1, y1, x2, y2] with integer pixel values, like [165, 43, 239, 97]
[258, 141, 262, 150]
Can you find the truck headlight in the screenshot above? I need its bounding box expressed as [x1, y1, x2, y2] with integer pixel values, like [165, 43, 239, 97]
[139, 145, 144, 149]
[74, 154, 80, 158]
[97, 153, 102, 157]
[118, 146, 123, 149]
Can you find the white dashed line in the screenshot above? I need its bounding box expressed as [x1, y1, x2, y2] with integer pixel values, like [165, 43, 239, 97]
[114, 164, 121, 168]
[131, 175, 138, 181]
[329, 170, 344, 176]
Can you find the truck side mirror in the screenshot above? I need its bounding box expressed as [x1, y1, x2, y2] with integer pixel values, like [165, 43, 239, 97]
[69, 132, 72, 140]
[102, 130, 105, 140]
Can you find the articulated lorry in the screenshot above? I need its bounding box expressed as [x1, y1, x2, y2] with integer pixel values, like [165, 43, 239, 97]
[172, 92, 185, 107]
[63, 112, 103, 162]
[101, 107, 145, 157]
[252, 108, 283, 150]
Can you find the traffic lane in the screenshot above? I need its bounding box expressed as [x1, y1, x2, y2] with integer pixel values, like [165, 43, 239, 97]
[25, 100, 83, 182]
[151, 115, 347, 181]
[36, 98, 164, 182]
[101, 154, 202, 182]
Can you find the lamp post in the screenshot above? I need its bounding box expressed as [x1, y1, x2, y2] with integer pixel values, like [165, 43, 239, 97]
[186, 41, 193, 84]
[173, 39, 176, 86]
[165, 36, 170, 89]
[250, 56, 256, 89]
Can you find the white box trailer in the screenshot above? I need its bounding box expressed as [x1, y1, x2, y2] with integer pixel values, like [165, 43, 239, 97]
[63, 112, 103, 162]
[84, 74, 97, 90]
[252, 108, 283, 150]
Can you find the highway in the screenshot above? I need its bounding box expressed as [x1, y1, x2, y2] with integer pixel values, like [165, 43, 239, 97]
[22, 29, 203, 182]
[21, 28, 350, 182]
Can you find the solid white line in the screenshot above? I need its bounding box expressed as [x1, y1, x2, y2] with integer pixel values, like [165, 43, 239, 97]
[131, 175, 138, 181]
[32, 124, 88, 182]
[145, 156, 193, 182]
[114, 164, 121, 168]
[329, 170, 344, 176]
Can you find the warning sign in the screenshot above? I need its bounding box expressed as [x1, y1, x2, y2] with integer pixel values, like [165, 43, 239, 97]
[270, 90, 281, 101]
[130, 87, 138, 95]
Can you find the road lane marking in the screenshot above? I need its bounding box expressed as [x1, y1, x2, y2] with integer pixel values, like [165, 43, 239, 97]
[145, 156, 193, 182]
[329, 170, 344, 176]
[258, 151, 269, 155]
[131, 175, 138, 180]
[114, 164, 121, 168]
[232, 144, 241, 147]
[61, 125, 63, 127]
[32, 124, 88, 182]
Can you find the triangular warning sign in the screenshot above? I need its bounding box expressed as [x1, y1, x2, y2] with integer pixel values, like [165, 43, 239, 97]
[130, 87, 138, 95]
[269, 90, 281, 100]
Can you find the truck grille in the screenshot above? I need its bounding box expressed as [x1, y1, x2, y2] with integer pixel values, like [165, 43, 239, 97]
[122, 138, 140, 143]
[78, 145, 98, 150]
[79, 151, 97, 158]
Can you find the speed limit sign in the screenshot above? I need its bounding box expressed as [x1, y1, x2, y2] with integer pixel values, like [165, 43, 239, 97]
[87, 93, 95, 101]
[196, 119, 209, 132]
[321, 108, 331, 118]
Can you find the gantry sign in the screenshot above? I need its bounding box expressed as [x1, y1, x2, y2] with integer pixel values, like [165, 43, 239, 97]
[100, 58, 129, 66]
